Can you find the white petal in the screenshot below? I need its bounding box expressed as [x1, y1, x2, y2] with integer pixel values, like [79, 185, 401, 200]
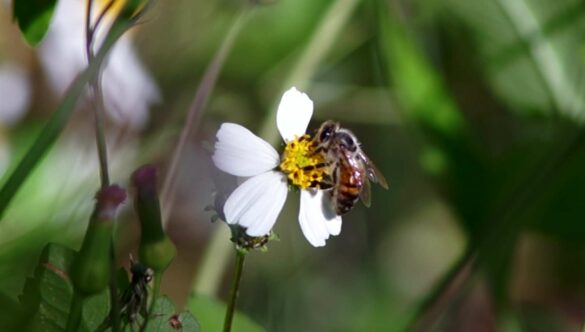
[224, 171, 288, 236]
[212, 123, 280, 177]
[325, 215, 342, 236]
[298, 190, 342, 247]
[276, 87, 313, 142]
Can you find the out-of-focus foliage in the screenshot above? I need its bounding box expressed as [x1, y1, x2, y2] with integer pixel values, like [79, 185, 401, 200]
[12, 0, 56, 45]
[1, 0, 585, 330]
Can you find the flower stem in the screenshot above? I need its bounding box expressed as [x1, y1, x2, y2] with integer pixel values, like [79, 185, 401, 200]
[85, 0, 110, 188]
[223, 250, 246, 332]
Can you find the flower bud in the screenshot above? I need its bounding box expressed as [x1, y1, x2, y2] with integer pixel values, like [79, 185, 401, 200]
[132, 165, 176, 272]
[71, 185, 126, 295]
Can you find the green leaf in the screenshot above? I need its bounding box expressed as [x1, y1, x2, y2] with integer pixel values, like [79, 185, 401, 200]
[145, 296, 200, 332]
[82, 290, 110, 331]
[19, 243, 76, 331]
[187, 294, 263, 332]
[13, 0, 57, 46]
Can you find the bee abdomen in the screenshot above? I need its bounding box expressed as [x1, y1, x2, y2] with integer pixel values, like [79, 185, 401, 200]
[335, 183, 360, 215]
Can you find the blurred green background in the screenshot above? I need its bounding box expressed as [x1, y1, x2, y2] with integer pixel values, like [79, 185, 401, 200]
[1, 0, 585, 331]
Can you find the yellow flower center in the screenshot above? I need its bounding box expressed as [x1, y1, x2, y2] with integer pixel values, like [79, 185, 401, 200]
[279, 135, 328, 190]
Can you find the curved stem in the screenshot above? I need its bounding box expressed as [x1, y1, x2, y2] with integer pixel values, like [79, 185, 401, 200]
[86, 1, 115, 329]
[223, 250, 246, 332]
[85, 0, 110, 188]
[405, 247, 476, 332]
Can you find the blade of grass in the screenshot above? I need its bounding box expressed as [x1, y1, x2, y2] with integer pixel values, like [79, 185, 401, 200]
[495, 0, 584, 121]
[160, 8, 254, 229]
[0, 17, 134, 221]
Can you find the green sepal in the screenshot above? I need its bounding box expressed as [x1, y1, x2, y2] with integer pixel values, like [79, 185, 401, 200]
[70, 221, 113, 295]
[140, 236, 177, 273]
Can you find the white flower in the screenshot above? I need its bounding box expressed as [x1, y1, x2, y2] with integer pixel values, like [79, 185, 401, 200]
[38, 0, 160, 129]
[212, 87, 342, 247]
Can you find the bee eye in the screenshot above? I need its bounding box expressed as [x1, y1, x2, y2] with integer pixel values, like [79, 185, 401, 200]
[320, 126, 333, 141]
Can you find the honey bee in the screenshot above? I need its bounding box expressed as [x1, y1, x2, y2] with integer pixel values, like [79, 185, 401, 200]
[313, 120, 388, 215]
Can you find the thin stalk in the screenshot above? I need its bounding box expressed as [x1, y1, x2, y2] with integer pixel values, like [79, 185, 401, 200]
[65, 291, 84, 332]
[140, 271, 162, 332]
[160, 9, 254, 229]
[85, 0, 93, 60]
[90, 78, 111, 187]
[223, 251, 246, 332]
[86, 2, 116, 329]
[406, 248, 476, 332]
[85, 0, 111, 188]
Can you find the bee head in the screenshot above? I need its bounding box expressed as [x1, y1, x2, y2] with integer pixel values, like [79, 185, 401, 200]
[316, 120, 339, 143]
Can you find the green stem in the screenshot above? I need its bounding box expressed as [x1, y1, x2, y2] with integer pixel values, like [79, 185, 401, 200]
[86, 0, 110, 188]
[223, 251, 246, 332]
[66, 291, 85, 332]
[140, 271, 162, 332]
[86, 2, 115, 328]
[91, 79, 111, 187]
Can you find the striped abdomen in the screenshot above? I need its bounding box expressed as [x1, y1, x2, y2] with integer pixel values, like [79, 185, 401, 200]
[332, 151, 366, 215]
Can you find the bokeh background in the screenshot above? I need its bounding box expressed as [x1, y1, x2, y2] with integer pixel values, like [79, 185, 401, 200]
[1, 0, 585, 331]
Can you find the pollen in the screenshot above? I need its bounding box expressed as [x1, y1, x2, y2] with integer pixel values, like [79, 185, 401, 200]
[279, 135, 328, 190]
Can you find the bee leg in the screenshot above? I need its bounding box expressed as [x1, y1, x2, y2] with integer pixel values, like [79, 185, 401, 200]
[311, 146, 325, 155]
[301, 162, 329, 171]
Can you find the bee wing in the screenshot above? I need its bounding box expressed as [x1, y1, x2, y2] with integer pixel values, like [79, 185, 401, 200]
[358, 151, 389, 189]
[360, 178, 372, 207]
